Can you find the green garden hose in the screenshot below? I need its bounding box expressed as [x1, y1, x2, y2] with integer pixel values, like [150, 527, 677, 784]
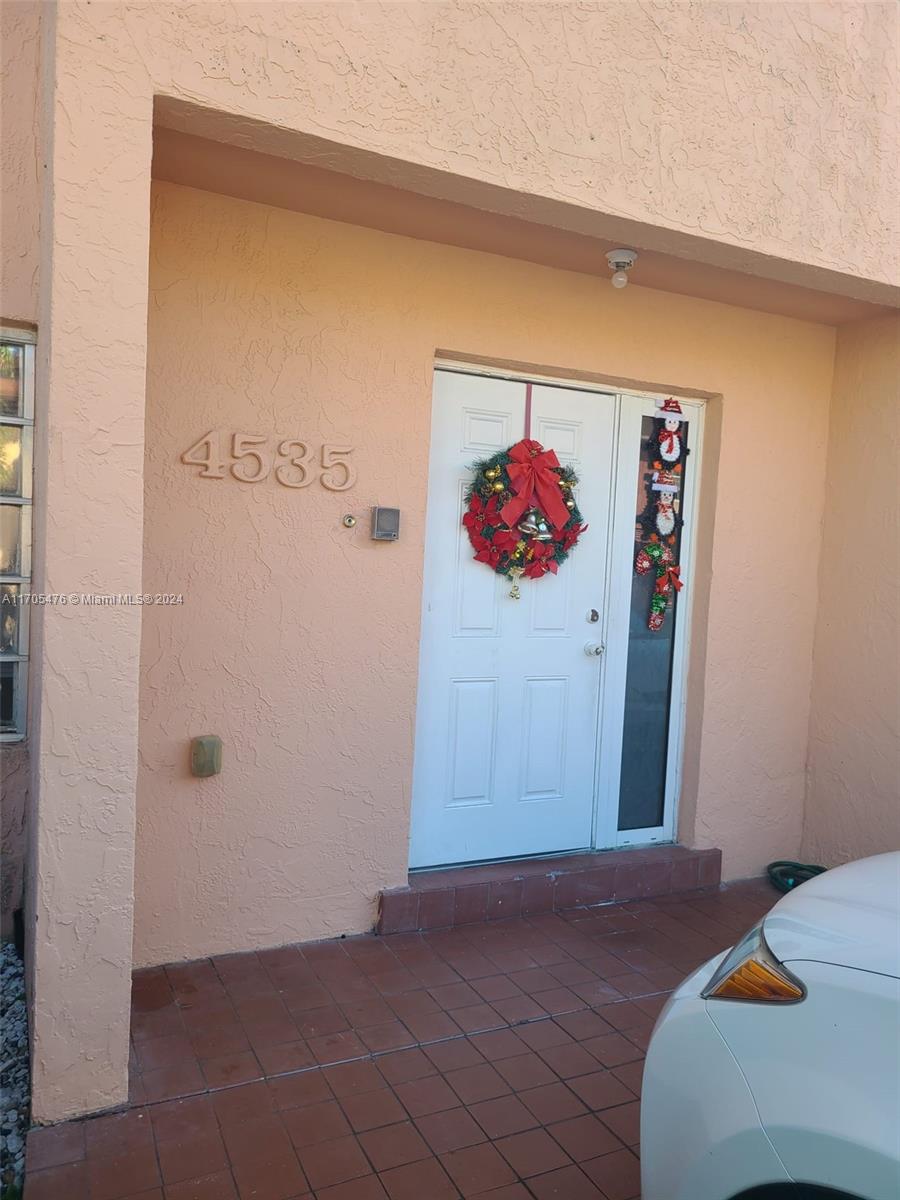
[767, 860, 827, 893]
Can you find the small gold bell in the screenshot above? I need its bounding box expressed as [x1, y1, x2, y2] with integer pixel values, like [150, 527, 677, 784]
[484, 466, 500, 480]
[566, 498, 576, 510]
[492, 480, 505, 493]
[518, 508, 553, 541]
[507, 566, 524, 600]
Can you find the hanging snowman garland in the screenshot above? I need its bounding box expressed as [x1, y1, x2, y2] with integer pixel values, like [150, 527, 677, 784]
[463, 439, 587, 599]
[635, 397, 688, 631]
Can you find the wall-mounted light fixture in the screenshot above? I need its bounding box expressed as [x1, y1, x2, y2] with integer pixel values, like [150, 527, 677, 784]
[606, 248, 638, 289]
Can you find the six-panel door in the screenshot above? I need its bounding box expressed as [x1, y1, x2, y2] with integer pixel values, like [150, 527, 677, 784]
[410, 371, 616, 868]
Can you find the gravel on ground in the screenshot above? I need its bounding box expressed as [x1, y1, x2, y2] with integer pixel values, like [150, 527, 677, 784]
[1, 941, 28, 1197]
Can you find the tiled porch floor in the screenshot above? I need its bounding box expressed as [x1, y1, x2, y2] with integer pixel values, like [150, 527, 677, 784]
[26, 879, 774, 1200]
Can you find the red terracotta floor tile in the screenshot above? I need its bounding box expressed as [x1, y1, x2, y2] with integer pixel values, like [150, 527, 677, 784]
[518, 1082, 588, 1125]
[414, 1106, 487, 1154]
[358, 1020, 416, 1053]
[467, 1029, 526, 1062]
[212, 1080, 277, 1128]
[151, 1094, 219, 1143]
[255, 1040, 316, 1076]
[536, 1040, 602, 1080]
[598, 1100, 641, 1147]
[316, 1176, 389, 1200]
[378, 1156, 460, 1200]
[294, 1134, 372, 1190]
[493, 1052, 557, 1092]
[165, 1170, 239, 1200]
[201, 1050, 263, 1089]
[84, 1107, 154, 1158]
[22, 1160, 89, 1200]
[393, 1073, 459, 1117]
[282, 1099, 352, 1147]
[221, 1113, 308, 1200]
[493, 1127, 571, 1177]
[267, 1069, 333, 1111]
[546, 1113, 622, 1162]
[445, 1063, 511, 1105]
[26, 1120, 86, 1172]
[134, 1032, 197, 1072]
[157, 1128, 230, 1184]
[422, 1038, 485, 1073]
[375, 1047, 434, 1085]
[580, 1031, 643, 1068]
[581, 1146, 642, 1199]
[358, 1121, 431, 1171]
[514, 1021, 573, 1052]
[439, 1142, 517, 1196]
[86, 1143, 161, 1200]
[473, 1186, 531, 1200]
[140, 1059, 206, 1104]
[567, 1071, 635, 1113]
[324, 1059, 386, 1097]
[341, 1086, 408, 1132]
[526, 1163, 607, 1198]
[467, 1095, 539, 1139]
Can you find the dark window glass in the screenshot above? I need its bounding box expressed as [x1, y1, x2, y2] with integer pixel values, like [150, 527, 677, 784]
[617, 414, 687, 831]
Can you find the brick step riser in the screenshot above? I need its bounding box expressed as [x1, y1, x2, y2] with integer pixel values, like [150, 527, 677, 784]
[378, 847, 722, 934]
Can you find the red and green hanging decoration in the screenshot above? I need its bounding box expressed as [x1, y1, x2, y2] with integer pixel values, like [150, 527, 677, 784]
[634, 397, 687, 631]
[463, 438, 586, 599]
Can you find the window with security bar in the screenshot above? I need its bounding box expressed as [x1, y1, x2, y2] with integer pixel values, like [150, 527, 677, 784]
[0, 329, 35, 740]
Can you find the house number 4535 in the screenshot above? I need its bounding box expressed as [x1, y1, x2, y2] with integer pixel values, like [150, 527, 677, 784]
[181, 432, 356, 491]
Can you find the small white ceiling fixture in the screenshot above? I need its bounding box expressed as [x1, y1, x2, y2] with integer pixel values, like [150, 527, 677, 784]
[606, 248, 638, 289]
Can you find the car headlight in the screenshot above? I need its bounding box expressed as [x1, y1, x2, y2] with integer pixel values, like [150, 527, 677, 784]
[702, 920, 806, 1003]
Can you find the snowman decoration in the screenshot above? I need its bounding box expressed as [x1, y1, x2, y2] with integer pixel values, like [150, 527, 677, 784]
[651, 471, 678, 537]
[656, 396, 685, 465]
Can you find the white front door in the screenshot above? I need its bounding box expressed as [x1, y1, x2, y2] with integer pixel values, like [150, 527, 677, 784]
[410, 370, 617, 868]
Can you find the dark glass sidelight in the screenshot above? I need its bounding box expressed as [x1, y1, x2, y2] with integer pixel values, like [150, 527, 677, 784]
[617, 413, 688, 831]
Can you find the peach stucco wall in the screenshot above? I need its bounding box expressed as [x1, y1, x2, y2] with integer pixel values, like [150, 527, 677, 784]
[134, 180, 835, 966]
[12, 0, 896, 1121]
[802, 314, 900, 866]
[0, 0, 41, 323]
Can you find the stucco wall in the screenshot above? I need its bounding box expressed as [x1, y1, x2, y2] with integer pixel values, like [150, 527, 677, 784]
[135, 180, 835, 966]
[802, 315, 900, 866]
[0, 0, 41, 323]
[49, 1, 900, 300]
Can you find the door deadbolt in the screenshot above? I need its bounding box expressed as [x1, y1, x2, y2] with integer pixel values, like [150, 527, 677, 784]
[587, 608, 600, 623]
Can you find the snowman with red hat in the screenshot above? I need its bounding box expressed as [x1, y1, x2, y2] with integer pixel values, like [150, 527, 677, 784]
[656, 396, 685, 466]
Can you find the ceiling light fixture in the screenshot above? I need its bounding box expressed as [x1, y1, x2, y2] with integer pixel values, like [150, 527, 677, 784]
[606, 248, 638, 289]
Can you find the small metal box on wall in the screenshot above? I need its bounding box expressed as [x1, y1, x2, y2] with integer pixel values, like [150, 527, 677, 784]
[371, 507, 400, 541]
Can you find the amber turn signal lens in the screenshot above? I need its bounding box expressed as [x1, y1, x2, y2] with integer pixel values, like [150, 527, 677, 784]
[706, 958, 804, 1002]
[702, 921, 806, 1004]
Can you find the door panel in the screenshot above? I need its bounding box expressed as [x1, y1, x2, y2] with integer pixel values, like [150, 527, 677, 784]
[410, 371, 616, 868]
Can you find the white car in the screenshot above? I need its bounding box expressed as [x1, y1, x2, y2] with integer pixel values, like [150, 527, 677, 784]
[641, 851, 900, 1200]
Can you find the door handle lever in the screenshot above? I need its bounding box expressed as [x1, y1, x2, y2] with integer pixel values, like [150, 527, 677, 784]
[584, 642, 605, 657]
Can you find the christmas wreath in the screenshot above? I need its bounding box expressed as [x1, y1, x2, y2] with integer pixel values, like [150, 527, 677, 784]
[463, 438, 586, 598]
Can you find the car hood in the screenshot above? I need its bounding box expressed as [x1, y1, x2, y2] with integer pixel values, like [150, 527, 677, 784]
[763, 851, 900, 979]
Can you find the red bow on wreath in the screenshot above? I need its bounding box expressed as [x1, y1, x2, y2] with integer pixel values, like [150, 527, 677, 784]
[500, 440, 570, 533]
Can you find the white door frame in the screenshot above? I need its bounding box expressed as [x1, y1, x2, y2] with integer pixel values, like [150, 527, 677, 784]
[427, 360, 705, 856]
